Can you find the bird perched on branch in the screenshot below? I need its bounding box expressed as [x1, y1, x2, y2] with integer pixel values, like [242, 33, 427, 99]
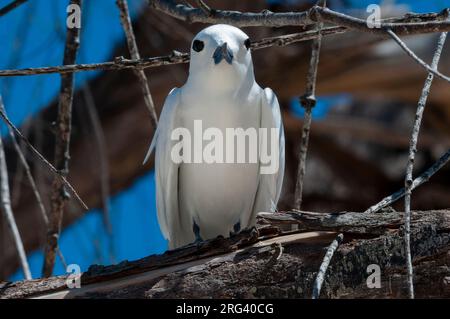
[144, 24, 285, 249]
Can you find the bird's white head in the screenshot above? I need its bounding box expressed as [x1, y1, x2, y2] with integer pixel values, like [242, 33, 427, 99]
[187, 24, 255, 94]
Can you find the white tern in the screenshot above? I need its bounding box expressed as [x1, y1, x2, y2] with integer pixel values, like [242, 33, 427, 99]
[144, 24, 285, 249]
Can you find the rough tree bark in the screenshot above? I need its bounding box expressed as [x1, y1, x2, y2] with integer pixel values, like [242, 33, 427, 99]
[1, 210, 449, 299]
[42, 0, 83, 277]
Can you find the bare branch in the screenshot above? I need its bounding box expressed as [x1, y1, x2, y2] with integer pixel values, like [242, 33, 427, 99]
[0, 28, 346, 77]
[294, 108, 313, 210]
[387, 29, 450, 84]
[196, 0, 212, 16]
[43, 0, 83, 278]
[315, 6, 450, 36]
[312, 233, 343, 299]
[0, 53, 189, 77]
[365, 148, 450, 214]
[148, 0, 312, 27]
[294, 0, 325, 210]
[253, 26, 346, 49]
[0, 0, 28, 17]
[403, 30, 448, 299]
[148, 0, 450, 34]
[11, 120, 30, 207]
[0, 113, 31, 280]
[0, 100, 68, 268]
[0, 100, 48, 225]
[81, 85, 114, 260]
[0, 108, 87, 210]
[116, 0, 158, 128]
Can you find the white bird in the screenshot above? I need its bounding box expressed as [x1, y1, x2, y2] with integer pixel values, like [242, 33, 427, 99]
[144, 24, 285, 249]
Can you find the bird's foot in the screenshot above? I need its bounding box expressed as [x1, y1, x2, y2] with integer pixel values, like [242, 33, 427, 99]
[192, 220, 205, 249]
[242, 226, 259, 240]
[229, 221, 241, 237]
[230, 226, 259, 245]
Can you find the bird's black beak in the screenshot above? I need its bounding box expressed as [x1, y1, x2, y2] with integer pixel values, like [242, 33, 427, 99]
[213, 42, 233, 65]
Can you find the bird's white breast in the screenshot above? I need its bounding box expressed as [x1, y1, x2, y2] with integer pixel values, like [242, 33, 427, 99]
[177, 89, 262, 239]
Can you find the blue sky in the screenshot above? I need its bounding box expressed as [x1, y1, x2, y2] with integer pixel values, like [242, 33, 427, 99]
[1, 0, 446, 280]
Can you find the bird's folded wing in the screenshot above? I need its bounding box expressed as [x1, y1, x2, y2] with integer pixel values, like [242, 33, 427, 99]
[146, 88, 181, 241]
[250, 87, 285, 221]
[264, 87, 285, 206]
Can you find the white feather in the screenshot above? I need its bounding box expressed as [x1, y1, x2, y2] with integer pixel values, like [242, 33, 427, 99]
[144, 88, 180, 241]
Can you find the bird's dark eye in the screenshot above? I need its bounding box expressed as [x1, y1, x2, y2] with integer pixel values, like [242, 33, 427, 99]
[192, 40, 204, 52]
[244, 38, 251, 50]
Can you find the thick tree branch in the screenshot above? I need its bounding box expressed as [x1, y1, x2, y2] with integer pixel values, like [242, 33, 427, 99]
[148, 0, 450, 34]
[2, 210, 449, 299]
[148, 0, 312, 27]
[43, 0, 83, 278]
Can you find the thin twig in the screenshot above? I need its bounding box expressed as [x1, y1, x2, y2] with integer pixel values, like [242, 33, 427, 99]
[4, 111, 69, 269]
[0, 99, 48, 225]
[0, 27, 346, 77]
[365, 148, 450, 214]
[0, 0, 28, 17]
[43, 0, 83, 278]
[386, 29, 450, 84]
[116, 0, 158, 128]
[11, 119, 30, 206]
[0, 108, 87, 210]
[33, 114, 46, 204]
[312, 233, 343, 299]
[294, 0, 325, 210]
[196, 0, 212, 16]
[148, 0, 450, 34]
[0, 100, 67, 268]
[403, 30, 448, 299]
[0, 52, 189, 77]
[0, 125, 32, 280]
[81, 85, 115, 262]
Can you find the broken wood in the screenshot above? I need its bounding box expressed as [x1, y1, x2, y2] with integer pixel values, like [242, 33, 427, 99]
[258, 210, 403, 235]
[1, 209, 449, 299]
